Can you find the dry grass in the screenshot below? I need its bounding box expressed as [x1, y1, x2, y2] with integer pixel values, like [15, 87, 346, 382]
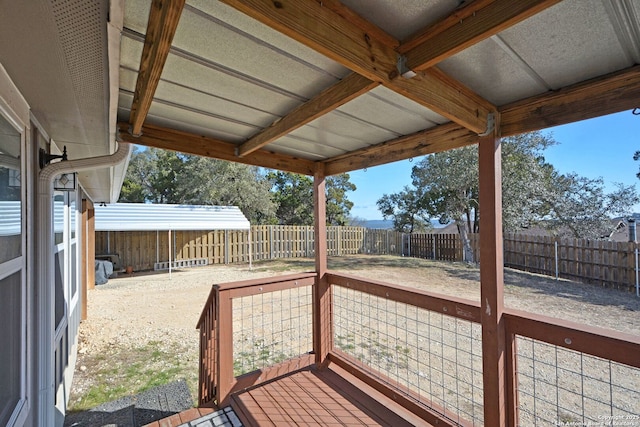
[69, 255, 640, 422]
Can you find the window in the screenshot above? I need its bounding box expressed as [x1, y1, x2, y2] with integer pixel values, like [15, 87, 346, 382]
[0, 272, 22, 426]
[0, 114, 21, 263]
[0, 108, 26, 426]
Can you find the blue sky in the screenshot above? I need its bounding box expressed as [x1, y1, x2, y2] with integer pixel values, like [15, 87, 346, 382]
[348, 110, 640, 220]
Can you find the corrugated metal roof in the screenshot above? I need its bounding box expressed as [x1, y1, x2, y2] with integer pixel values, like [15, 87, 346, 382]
[4, 0, 640, 197]
[113, 0, 640, 166]
[94, 203, 250, 231]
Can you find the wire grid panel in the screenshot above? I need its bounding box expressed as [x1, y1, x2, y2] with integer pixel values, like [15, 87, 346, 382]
[232, 286, 313, 376]
[332, 286, 484, 426]
[516, 336, 640, 426]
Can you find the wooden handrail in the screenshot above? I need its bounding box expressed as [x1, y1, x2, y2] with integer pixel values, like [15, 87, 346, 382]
[327, 271, 481, 322]
[196, 272, 317, 328]
[504, 308, 640, 369]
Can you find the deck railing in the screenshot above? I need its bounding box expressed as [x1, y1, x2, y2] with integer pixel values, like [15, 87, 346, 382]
[196, 272, 317, 407]
[328, 272, 485, 426]
[198, 271, 640, 425]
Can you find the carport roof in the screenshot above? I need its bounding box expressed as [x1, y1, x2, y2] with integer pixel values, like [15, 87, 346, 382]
[94, 203, 250, 231]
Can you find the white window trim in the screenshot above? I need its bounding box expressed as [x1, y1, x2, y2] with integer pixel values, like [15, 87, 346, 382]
[0, 74, 29, 426]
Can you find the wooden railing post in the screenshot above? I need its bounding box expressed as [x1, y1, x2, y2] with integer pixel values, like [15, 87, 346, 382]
[313, 164, 331, 366]
[216, 288, 234, 406]
[478, 113, 509, 427]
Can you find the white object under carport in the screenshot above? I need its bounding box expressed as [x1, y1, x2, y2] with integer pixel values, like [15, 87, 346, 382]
[94, 203, 252, 276]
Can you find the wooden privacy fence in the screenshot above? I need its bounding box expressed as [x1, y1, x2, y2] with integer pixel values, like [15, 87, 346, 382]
[408, 232, 639, 292]
[95, 226, 405, 272]
[96, 227, 639, 292]
[502, 233, 638, 292]
[407, 233, 480, 262]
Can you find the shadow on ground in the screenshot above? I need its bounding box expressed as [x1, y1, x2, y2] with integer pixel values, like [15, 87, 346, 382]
[64, 379, 192, 427]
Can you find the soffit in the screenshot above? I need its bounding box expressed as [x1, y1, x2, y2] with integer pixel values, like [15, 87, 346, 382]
[0, 0, 124, 203]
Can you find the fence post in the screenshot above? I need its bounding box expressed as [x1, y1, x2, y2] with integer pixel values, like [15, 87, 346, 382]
[635, 245, 639, 297]
[432, 237, 436, 260]
[224, 230, 229, 264]
[269, 225, 274, 260]
[555, 240, 559, 281]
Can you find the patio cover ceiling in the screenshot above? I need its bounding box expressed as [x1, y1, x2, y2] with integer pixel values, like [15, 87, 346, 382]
[118, 0, 640, 176]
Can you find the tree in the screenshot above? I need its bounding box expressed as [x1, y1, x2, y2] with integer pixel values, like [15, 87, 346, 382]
[119, 147, 277, 224]
[377, 186, 432, 233]
[181, 156, 277, 224]
[119, 147, 191, 204]
[378, 132, 638, 261]
[268, 171, 314, 225]
[541, 174, 639, 238]
[326, 174, 357, 226]
[268, 171, 357, 225]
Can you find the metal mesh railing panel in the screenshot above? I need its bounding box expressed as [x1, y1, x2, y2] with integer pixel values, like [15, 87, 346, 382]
[516, 336, 640, 426]
[232, 286, 313, 376]
[332, 286, 484, 426]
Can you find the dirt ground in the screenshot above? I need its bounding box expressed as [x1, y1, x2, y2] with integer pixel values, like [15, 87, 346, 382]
[68, 255, 640, 412]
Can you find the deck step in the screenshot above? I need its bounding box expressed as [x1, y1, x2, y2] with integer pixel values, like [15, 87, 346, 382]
[143, 406, 243, 427]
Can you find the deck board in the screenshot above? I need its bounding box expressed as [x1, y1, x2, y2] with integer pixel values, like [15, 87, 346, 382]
[231, 364, 434, 427]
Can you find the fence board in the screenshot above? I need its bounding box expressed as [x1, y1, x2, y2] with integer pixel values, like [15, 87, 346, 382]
[95, 227, 639, 292]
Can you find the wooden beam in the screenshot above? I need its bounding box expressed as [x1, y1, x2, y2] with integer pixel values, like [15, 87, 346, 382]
[478, 113, 507, 427]
[117, 122, 316, 175]
[388, 67, 495, 135]
[238, 73, 378, 157]
[129, 0, 185, 136]
[219, 0, 494, 134]
[401, 0, 561, 71]
[220, 0, 397, 83]
[500, 65, 640, 136]
[324, 122, 477, 175]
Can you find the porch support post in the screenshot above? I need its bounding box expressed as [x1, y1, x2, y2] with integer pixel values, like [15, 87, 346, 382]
[81, 198, 94, 321]
[478, 113, 508, 426]
[313, 163, 331, 366]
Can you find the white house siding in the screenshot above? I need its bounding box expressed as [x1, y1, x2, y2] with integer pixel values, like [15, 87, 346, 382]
[0, 62, 86, 427]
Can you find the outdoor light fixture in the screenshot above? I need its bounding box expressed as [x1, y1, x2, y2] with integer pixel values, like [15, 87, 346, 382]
[53, 172, 77, 191]
[39, 145, 68, 169]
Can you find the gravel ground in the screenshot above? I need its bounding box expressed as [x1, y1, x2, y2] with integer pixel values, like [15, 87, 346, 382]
[68, 255, 640, 423]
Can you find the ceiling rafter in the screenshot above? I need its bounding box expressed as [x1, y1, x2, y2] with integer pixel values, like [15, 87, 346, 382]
[219, 0, 495, 135]
[400, 0, 561, 71]
[237, 73, 378, 157]
[128, 0, 185, 136]
[500, 65, 640, 136]
[117, 122, 316, 175]
[323, 122, 478, 176]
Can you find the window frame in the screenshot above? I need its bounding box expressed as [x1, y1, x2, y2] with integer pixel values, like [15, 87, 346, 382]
[0, 91, 28, 427]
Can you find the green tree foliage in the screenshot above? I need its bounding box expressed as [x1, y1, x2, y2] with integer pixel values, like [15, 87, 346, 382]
[119, 147, 276, 224]
[378, 132, 639, 260]
[119, 147, 189, 204]
[268, 172, 314, 225]
[542, 174, 639, 239]
[326, 174, 357, 226]
[267, 171, 356, 225]
[377, 186, 432, 233]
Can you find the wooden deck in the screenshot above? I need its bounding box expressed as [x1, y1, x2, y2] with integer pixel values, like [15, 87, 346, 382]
[230, 363, 434, 427]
